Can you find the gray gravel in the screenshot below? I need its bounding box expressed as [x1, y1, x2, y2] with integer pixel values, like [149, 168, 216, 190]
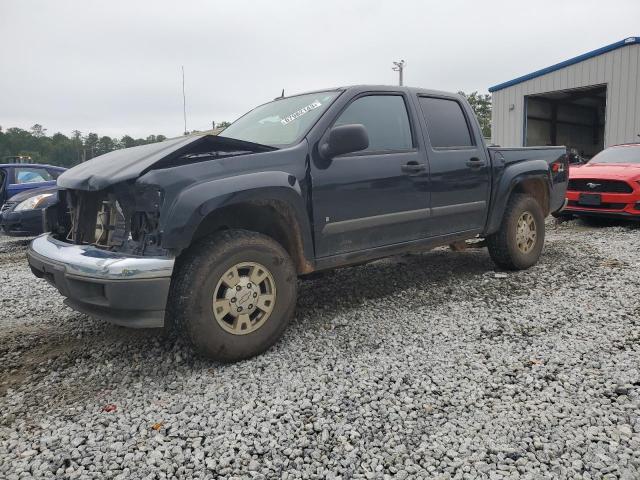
[1, 218, 639, 479]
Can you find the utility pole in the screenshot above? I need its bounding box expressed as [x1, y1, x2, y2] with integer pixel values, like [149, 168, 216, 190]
[392, 60, 406, 86]
[182, 66, 187, 135]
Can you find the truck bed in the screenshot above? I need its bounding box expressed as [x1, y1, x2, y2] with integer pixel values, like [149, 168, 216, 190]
[488, 146, 568, 214]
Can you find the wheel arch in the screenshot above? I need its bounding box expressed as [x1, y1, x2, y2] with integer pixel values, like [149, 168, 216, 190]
[485, 161, 551, 235]
[161, 171, 315, 274]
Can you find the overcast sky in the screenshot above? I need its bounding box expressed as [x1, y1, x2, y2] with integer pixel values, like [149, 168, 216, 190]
[1, 0, 638, 138]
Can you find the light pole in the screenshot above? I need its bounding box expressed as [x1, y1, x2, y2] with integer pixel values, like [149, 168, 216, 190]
[392, 60, 406, 86]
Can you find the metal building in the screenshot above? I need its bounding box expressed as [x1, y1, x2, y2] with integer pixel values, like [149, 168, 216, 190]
[490, 37, 640, 158]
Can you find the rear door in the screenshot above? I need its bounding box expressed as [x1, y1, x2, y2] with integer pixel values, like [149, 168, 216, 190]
[415, 95, 490, 235]
[311, 92, 431, 257]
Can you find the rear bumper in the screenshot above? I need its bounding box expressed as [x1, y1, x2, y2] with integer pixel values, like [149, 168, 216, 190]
[27, 234, 175, 328]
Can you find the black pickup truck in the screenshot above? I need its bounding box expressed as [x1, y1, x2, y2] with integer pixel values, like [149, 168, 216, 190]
[27, 86, 568, 361]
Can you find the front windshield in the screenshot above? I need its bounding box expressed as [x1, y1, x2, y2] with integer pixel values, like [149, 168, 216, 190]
[219, 91, 340, 147]
[589, 145, 640, 164]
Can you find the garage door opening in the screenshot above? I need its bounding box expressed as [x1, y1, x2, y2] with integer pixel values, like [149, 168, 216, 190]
[524, 85, 606, 159]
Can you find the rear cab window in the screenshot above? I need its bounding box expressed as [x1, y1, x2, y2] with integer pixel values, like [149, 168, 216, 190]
[334, 94, 414, 153]
[418, 96, 475, 149]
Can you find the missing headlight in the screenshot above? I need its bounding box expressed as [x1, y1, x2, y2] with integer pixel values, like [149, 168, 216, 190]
[66, 184, 165, 255]
[94, 197, 127, 247]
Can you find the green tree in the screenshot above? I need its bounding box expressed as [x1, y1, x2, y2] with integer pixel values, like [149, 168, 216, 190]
[48, 132, 76, 168]
[217, 121, 231, 129]
[119, 135, 136, 149]
[71, 130, 83, 164]
[83, 133, 99, 160]
[96, 136, 115, 156]
[30, 124, 47, 138]
[458, 91, 492, 138]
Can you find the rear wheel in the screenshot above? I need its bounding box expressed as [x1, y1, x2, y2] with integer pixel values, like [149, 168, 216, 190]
[487, 194, 545, 270]
[169, 229, 297, 362]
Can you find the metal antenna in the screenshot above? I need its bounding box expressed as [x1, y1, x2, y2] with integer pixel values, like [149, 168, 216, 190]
[392, 60, 406, 86]
[182, 66, 187, 135]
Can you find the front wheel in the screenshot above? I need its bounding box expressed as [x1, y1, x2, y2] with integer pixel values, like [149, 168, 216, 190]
[169, 229, 297, 362]
[487, 194, 545, 270]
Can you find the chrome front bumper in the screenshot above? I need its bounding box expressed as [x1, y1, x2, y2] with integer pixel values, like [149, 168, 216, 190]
[27, 234, 175, 328]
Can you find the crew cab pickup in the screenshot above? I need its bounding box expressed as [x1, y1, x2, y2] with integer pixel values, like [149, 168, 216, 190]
[27, 86, 568, 361]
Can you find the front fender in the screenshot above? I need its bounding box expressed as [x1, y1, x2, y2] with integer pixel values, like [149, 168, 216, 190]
[158, 171, 314, 259]
[485, 159, 551, 235]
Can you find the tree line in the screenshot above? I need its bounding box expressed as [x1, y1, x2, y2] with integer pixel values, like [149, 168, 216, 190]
[0, 124, 169, 168]
[0, 92, 490, 168]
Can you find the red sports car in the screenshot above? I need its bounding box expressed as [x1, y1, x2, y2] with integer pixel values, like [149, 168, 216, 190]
[564, 144, 640, 221]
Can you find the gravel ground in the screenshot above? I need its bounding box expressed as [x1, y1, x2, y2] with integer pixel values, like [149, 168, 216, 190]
[0, 218, 639, 479]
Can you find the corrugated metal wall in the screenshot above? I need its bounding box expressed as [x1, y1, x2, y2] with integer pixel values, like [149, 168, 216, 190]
[491, 43, 640, 148]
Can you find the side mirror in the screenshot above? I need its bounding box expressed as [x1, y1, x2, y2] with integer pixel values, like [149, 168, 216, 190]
[319, 124, 369, 160]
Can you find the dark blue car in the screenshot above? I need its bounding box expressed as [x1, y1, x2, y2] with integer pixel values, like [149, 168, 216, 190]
[0, 163, 65, 201]
[0, 163, 66, 236]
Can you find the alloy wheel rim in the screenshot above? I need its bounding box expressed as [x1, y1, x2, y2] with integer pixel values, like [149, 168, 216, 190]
[516, 211, 537, 253]
[212, 262, 276, 335]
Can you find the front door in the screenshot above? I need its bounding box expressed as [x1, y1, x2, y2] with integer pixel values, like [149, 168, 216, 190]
[415, 95, 491, 236]
[311, 93, 431, 257]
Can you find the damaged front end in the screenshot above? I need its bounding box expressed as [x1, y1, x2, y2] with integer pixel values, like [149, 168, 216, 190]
[28, 133, 276, 327]
[50, 184, 166, 256]
[45, 133, 274, 256]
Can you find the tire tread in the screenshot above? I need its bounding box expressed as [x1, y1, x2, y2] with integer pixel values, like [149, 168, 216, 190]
[487, 193, 544, 270]
[167, 229, 296, 361]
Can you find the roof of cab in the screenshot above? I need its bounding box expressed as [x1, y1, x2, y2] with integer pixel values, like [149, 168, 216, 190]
[279, 85, 462, 100]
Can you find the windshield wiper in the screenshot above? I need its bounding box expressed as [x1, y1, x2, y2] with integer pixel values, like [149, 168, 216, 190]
[181, 150, 253, 160]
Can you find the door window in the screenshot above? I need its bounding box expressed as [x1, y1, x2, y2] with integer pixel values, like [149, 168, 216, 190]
[14, 167, 54, 184]
[334, 95, 413, 152]
[419, 97, 474, 148]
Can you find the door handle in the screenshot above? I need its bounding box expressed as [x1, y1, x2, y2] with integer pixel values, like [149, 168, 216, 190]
[466, 157, 486, 168]
[401, 163, 426, 174]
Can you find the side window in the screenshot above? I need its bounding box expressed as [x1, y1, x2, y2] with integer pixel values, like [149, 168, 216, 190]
[334, 95, 413, 152]
[13, 167, 54, 184]
[419, 97, 474, 148]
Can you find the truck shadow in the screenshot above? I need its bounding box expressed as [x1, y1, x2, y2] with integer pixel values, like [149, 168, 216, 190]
[570, 217, 640, 230]
[296, 247, 493, 320]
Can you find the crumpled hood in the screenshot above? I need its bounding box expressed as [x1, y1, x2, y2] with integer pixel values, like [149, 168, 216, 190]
[57, 135, 207, 191]
[570, 162, 640, 180]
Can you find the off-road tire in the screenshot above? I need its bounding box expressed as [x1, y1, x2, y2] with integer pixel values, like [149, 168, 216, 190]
[487, 194, 545, 270]
[169, 229, 297, 362]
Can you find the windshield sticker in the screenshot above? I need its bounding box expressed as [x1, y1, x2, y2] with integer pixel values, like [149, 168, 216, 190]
[281, 100, 322, 125]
